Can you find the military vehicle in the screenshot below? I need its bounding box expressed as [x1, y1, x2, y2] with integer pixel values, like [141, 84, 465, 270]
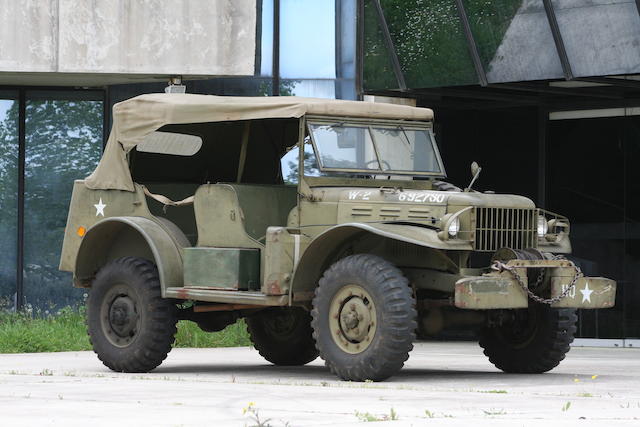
[60, 94, 616, 381]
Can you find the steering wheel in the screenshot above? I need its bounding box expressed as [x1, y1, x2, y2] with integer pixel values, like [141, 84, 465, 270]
[365, 159, 392, 171]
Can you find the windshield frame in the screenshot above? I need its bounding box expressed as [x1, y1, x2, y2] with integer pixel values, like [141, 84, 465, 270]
[305, 117, 446, 178]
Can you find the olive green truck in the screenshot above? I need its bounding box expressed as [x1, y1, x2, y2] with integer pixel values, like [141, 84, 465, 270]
[60, 94, 616, 381]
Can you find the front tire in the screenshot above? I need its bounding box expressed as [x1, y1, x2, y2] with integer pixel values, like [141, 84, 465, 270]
[311, 254, 417, 381]
[246, 307, 319, 366]
[87, 257, 178, 372]
[479, 303, 577, 373]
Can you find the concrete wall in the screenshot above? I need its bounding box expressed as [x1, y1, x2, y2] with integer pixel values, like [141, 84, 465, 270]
[0, 0, 256, 85]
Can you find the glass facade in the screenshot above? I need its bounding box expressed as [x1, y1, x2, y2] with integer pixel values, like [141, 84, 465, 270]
[365, 0, 477, 89]
[0, 90, 104, 311]
[553, 0, 640, 78]
[363, 0, 640, 91]
[0, 93, 18, 309]
[462, 0, 563, 83]
[23, 92, 103, 310]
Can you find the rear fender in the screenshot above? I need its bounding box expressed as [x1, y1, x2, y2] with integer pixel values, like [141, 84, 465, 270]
[74, 216, 185, 297]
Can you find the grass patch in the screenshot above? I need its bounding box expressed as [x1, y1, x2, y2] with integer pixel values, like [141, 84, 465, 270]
[174, 318, 251, 348]
[0, 306, 250, 353]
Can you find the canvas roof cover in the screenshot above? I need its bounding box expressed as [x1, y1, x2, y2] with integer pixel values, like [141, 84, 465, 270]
[85, 93, 434, 191]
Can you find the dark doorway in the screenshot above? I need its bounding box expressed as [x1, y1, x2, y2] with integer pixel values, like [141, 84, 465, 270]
[547, 114, 640, 338]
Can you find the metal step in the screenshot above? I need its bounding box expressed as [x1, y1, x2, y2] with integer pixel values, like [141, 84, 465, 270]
[165, 287, 288, 306]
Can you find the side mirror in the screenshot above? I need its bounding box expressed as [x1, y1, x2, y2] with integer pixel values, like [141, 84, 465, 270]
[465, 161, 482, 192]
[471, 161, 480, 177]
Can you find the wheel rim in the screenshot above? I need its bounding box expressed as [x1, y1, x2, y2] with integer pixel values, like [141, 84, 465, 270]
[262, 309, 300, 341]
[497, 306, 539, 349]
[100, 284, 141, 348]
[329, 284, 377, 354]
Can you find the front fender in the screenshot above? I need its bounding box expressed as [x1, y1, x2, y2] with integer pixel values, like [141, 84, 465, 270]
[75, 216, 184, 296]
[291, 223, 472, 297]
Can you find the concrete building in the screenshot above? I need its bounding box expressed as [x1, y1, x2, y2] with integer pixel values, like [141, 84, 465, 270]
[0, 0, 637, 343]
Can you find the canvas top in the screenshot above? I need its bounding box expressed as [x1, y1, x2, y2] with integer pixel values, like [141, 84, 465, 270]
[84, 93, 434, 191]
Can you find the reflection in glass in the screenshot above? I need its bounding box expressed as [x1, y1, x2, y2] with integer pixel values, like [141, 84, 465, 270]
[363, 0, 400, 91]
[279, 79, 335, 98]
[259, 0, 274, 76]
[281, 138, 322, 184]
[365, 0, 477, 90]
[24, 97, 102, 310]
[0, 99, 18, 309]
[336, 0, 357, 100]
[280, 0, 336, 79]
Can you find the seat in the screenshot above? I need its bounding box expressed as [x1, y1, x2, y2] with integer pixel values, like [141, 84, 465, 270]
[194, 183, 297, 248]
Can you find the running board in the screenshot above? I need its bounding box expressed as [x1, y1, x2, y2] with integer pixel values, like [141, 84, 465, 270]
[165, 287, 289, 306]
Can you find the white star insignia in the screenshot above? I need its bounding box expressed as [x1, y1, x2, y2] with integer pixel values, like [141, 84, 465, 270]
[580, 282, 593, 303]
[94, 198, 106, 217]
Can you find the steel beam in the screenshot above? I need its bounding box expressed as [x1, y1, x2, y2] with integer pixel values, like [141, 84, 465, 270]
[454, 0, 488, 87]
[272, 0, 280, 96]
[542, 0, 573, 80]
[371, 0, 407, 91]
[16, 90, 25, 310]
[356, 0, 365, 99]
[497, 83, 622, 100]
[578, 76, 640, 90]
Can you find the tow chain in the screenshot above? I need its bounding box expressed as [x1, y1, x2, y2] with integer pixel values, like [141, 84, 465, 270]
[490, 255, 583, 305]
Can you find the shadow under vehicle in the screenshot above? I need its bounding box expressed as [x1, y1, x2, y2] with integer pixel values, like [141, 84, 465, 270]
[59, 94, 616, 381]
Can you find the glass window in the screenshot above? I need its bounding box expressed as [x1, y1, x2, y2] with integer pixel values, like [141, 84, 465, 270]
[259, 0, 274, 76]
[281, 138, 322, 184]
[24, 92, 103, 310]
[462, 0, 564, 83]
[371, 127, 442, 173]
[0, 96, 18, 309]
[308, 122, 444, 176]
[310, 124, 378, 170]
[279, 0, 336, 79]
[137, 131, 202, 156]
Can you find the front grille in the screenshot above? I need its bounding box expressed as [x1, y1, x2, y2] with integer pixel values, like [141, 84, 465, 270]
[475, 207, 537, 252]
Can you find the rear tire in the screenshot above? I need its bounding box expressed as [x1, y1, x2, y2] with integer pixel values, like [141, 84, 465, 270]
[311, 254, 417, 381]
[87, 257, 178, 373]
[479, 303, 577, 373]
[246, 307, 319, 366]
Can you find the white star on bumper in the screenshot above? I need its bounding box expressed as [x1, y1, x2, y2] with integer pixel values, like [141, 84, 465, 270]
[580, 282, 593, 303]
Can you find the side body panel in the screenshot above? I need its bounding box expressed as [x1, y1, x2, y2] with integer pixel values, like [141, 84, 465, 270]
[60, 180, 189, 294]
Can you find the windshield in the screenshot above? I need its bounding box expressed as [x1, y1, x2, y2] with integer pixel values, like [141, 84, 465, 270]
[308, 122, 444, 176]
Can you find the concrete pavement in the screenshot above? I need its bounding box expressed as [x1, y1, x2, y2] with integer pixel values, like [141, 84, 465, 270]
[0, 342, 638, 426]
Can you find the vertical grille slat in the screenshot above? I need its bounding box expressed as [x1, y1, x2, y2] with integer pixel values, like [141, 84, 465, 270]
[474, 207, 537, 252]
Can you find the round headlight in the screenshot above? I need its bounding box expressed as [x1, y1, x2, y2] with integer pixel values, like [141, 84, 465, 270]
[448, 217, 460, 237]
[537, 215, 548, 237]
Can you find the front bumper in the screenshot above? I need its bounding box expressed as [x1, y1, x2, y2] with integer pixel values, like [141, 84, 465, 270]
[454, 259, 616, 310]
